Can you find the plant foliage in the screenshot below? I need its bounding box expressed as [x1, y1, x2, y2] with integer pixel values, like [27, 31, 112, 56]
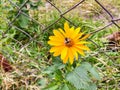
[66, 62, 100, 90]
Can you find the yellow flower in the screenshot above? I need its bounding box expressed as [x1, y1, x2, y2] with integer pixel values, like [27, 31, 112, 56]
[48, 22, 90, 64]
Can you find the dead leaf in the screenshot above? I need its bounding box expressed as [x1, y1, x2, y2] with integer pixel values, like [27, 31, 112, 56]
[105, 31, 120, 51]
[106, 31, 120, 43]
[0, 53, 13, 72]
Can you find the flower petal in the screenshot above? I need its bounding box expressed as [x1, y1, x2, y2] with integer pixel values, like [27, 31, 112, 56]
[49, 47, 57, 52]
[49, 36, 64, 43]
[64, 22, 69, 33]
[48, 41, 63, 46]
[53, 30, 64, 39]
[50, 46, 65, 56]
[68, 27, 74, 37]
[73, 47, 85, 56]
[61, 47, 68, 60]
[75, 45, 90, 51]
[59, 28, 66, 37]
[68, 48, 74, 64]
[71, 27, 81, 38]
[80, 34, 90, 40]
[62, 54, 69, 64]
[75, 27, 81, 34]
[73, 33, 84, 40]
[70, 26, 74, 32]
[71, 47, 78, 60]
[76, 41, 89, 45]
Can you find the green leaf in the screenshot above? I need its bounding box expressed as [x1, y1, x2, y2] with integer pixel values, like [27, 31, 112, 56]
[55, 70, 63, 81]
[66, 62, 100, 90]
[20, 0, 25, 4]
[80, 62, 92, 71]
[45, 85, 59, 90]
[84, 83, 97, 90]
[43, 63, 65, 74]
[29, 62, 40, 70]
[67, 84, 76, 90]
[66, 66, 91, 89]
[43, 81, 59, 90]
[61, 84, 69, 90]
[19, 14, 29, 28]
[0, 28, 16, 44]
[89, 67, 100, 80]
[43, 65, 56, 74]
[80, 62, 100, 80]
[37, 78, 47, 88]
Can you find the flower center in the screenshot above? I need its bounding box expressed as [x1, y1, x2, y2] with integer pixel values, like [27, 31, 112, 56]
[64, 37, 74, 47]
